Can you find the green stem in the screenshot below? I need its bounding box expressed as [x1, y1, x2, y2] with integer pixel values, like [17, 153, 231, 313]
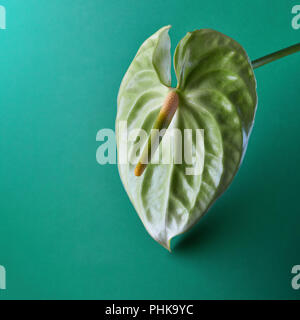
[252, 43, 300, 69]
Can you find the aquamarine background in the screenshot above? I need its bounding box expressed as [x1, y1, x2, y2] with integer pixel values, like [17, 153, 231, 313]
[0, 0, 299, 299]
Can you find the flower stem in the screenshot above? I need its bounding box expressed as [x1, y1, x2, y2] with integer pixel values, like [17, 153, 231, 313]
[252, 43, 300, 69]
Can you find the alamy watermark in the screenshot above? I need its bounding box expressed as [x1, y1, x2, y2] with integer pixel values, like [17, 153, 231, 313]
[0, 5, 6, 29]
[291, 265, 300, 290]
[0, 265, 6, 290]
[96, 121, 204, 176]
[292, 5, 300, 29]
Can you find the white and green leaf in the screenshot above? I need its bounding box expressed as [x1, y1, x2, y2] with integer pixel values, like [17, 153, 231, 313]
[116, 26, 257, 250]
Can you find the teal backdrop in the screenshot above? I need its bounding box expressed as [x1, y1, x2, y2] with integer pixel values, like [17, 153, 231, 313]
[0, 0, 299, 300]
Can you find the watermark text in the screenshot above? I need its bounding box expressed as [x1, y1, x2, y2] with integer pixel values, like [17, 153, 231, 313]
[0, 265, 6, 290]
[0, 5, 6, 29]
[292, 5, 300, 29]
[292, 265, 300, 290]
[96, 121, 205, 176]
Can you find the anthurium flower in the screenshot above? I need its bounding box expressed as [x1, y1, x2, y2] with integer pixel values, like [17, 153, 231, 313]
[116, 26, 299, 250]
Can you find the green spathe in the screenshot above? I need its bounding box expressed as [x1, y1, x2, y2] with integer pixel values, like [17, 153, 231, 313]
[116, 26, 257, 250]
